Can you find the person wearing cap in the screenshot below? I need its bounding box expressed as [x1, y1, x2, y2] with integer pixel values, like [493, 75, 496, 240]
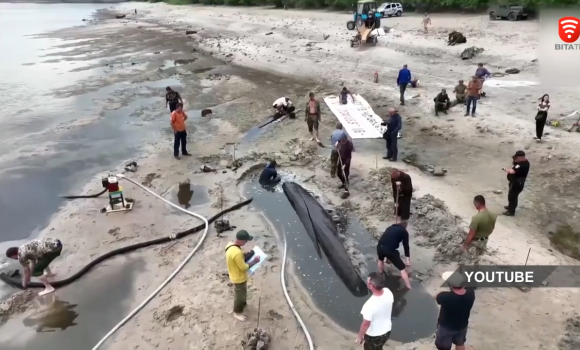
[225, 230, 261, 322]
[462, 195, 496, 259]
[165, 86, 183, 113]
[356, 272, 394, 349]
[433, 88, 451, 116]
[503, 150, 530, 216]
[435, 271, 475, 350]
[330, 123, 347, 178]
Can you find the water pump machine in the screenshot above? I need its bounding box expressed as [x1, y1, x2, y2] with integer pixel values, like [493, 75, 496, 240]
[100, 175, 134, 213]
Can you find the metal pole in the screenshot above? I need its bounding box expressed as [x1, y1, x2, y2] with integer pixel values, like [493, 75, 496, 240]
[394, 181, 401, 223]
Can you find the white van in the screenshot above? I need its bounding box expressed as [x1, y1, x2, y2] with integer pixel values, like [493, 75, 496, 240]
[377, 2, 403, 17]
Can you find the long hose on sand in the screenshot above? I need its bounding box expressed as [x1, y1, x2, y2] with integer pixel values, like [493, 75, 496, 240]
[91, 174, 209, 349]
[281, 234, 314, 350]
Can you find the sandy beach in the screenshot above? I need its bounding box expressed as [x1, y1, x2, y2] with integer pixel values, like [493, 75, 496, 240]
[1, 3, 580, 350]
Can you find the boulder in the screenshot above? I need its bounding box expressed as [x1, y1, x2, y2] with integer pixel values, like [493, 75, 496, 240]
[460, 47, 484, 60]
[505, 68, 521, 74]
[447, 30, 467, 46]
[185, 30, 197, 35]
[201, 109, 213, 117]
[115, 14, 126, 19]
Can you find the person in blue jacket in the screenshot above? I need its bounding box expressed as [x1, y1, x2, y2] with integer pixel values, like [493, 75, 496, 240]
[259, 160, 280, 186]
[396, 64, 412, 106]
[381, 108, 402, 162]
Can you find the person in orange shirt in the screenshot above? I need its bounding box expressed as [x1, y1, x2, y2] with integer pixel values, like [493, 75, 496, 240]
[170, 103, 191, 159]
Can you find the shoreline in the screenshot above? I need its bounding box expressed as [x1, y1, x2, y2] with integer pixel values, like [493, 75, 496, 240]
[1, 3, 580, 350]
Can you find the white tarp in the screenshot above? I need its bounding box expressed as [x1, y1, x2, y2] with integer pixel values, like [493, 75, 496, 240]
[323, 94, 387, 139]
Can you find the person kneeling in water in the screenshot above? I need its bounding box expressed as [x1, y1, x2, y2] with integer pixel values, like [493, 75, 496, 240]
[6, 237, 63, 296]
[259, 160, 281, 186]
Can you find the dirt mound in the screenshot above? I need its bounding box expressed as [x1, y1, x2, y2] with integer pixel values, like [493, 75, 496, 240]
[364, 167, 396, 218]
[0, 290, 36, 326]
[559, 316, 580, 349]
[410, 194, 470, 263]
[242, 328, 271, 350]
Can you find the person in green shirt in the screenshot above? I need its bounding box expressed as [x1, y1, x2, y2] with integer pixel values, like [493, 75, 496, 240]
[462, 195, 497, 257]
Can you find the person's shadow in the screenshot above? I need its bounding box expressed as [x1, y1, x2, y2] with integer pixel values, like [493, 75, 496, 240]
[383, 273, 410, 317]
[177, 182, 193, 209]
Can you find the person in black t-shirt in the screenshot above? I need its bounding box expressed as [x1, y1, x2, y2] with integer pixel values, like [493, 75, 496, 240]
[377, 223, 412, 289]
[502, 150, 530, 216]
[165, 86, 183, 113]
[435, 271, 475, 350]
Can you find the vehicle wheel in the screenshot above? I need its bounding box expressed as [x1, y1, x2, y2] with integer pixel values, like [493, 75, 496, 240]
[100, 208, 106, 213]
[350, 40, 355, 48]
[374, 17, 381, 29]
[372, 36, 378, 46]
[347, 21, 356, 31]
[488, 11, 496, 20]
[396, 11, 402, 17]
[508, 12, 517, 21]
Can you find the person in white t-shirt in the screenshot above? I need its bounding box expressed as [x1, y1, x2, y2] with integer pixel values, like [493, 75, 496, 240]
[272, 97, 293, 115]
[356, 272, 394, 349]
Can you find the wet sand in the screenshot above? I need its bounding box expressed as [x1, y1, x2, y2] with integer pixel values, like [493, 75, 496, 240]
[1, 4, 580, 350]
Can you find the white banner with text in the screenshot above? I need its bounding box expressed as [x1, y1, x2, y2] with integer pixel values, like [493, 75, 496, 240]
[323, 94, 386, 139]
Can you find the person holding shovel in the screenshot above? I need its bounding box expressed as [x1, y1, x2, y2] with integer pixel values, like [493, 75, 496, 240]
[336, 134, 354, 198]
[391, 169, 413, 225]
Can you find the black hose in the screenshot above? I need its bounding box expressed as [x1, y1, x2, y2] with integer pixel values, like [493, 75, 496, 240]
[61, 188, 108, 199]
[0, 198, 253, 289]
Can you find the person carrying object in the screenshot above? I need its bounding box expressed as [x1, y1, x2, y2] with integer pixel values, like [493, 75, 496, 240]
[474, 63, 491, 97]
[396, 64, 412, 105]
[381, 108, 402, 162]
[6, 237, 63, 296]
[503, 150, 530, 216]
[434, 88, 451, 116]
[465, 76, 481, 117]
[453, 80, 467, 106]
[225, 230, 261, 322]
[170, 103, 191, 160]
[258, 160, 280, 185]
[390, 168, 413, 224]
[329, 123, 347, 178]
[165, 86, 183, 113]
[336, 134, 354, 197]
[356, 272, 394, 349]
[339, 87, 355, 105]
[461, 195, 496, 262]
[435, 271, 475, 350]
[534, 94, 550, 142]
[304, 92, 321, 142]
[409, 77, 420, 88]
[376, 223, 412, 289]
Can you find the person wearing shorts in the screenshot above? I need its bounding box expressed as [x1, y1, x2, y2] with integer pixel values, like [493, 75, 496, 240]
[304, 92, 321, 142]
[390, 169, 413, 224]
[6, 237, 63, 296]
[436, 271, 475, 350]
[376, 223, 412, 289]
[356, 272, 393, 349]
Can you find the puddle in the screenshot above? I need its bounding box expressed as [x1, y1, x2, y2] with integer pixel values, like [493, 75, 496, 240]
[243, 178, 438, 343]
[484, 80, 538, 88]
[162, 182, 210, 210]
[0, 259, 143, 350]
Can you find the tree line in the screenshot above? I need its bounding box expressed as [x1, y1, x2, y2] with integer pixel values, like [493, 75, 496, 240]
[149, 0, 579, 12]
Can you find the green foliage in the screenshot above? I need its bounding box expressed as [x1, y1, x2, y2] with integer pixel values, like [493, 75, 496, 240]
[152, 0, 580, 10]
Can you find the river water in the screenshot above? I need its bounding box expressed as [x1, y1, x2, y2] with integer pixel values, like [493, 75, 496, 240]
[0, 3, 150, 249]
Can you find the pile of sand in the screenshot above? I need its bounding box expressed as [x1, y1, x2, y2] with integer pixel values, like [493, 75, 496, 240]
[559, 316, 580, 350]
[364, 167, 396, 218]
[411, 194, 470, 263]
[0, 290, 36, 326]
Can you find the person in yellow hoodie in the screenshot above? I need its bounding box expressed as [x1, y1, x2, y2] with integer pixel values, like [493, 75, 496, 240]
[225, 230, 261, 321]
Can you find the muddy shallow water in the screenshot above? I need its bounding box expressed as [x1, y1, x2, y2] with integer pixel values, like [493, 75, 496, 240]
[0, 259, 143, 350]
[243, 177, 438, 343]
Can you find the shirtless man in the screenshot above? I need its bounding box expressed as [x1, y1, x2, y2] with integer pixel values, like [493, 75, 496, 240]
[422, 13, 431, 33]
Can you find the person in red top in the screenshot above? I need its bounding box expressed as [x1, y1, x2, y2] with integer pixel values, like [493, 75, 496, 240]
[170, 103, 191, 159]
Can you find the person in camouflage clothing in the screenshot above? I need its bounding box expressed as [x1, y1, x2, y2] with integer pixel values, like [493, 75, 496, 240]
[6, 237, 63, 296]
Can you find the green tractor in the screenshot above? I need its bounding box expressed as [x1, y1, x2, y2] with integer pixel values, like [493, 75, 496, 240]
[347, 0, 382, 32]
